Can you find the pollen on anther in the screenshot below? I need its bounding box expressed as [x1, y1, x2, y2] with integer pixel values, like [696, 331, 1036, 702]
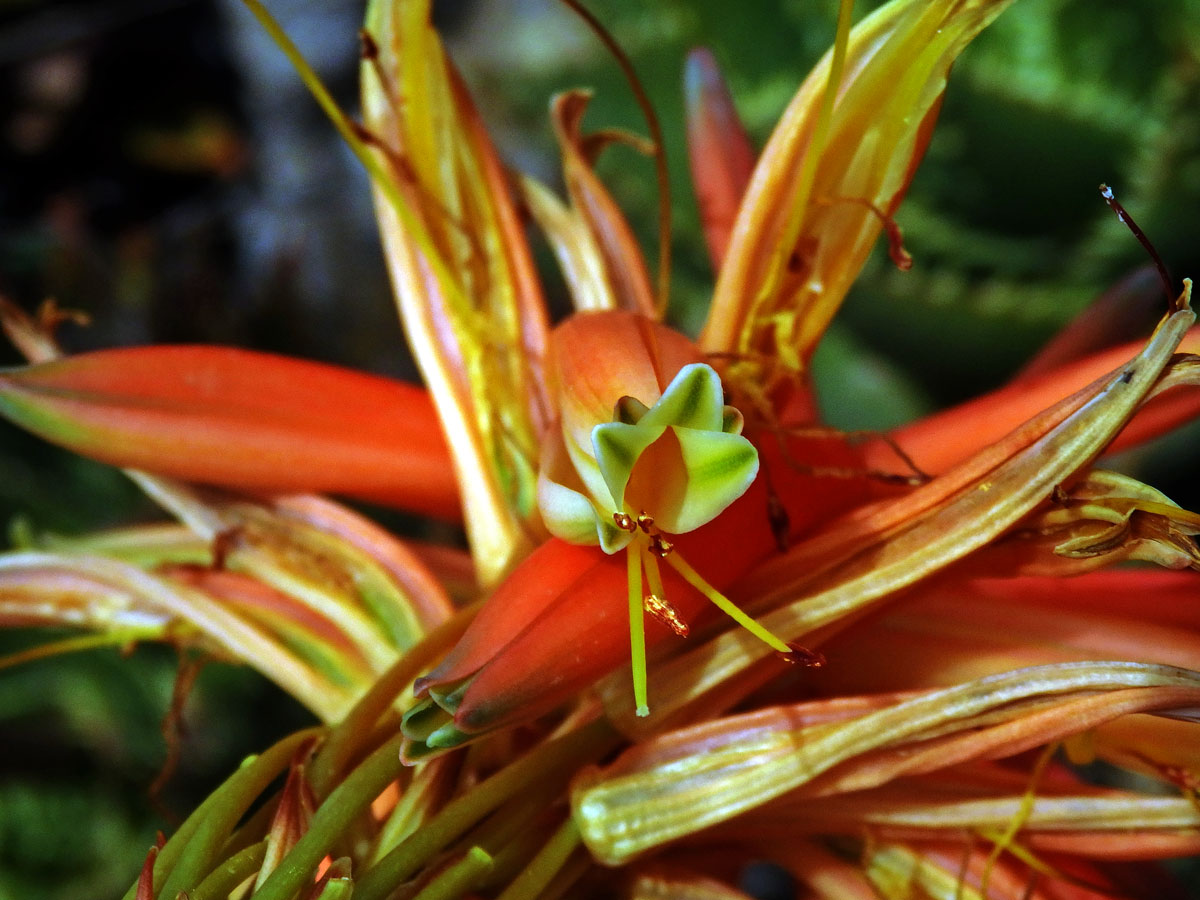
[778, 642, 825, 667]
[649, 535, 674, 557]
[643, 594, 689, 637]
[613, 512, 636, 532]
[636, 513, 655, 533]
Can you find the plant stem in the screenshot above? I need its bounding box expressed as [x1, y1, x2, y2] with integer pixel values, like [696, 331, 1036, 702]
[130, 728, 319, 900]
[250, 732, 407, 900]
[495, 817, 581, 900]
[410, 847, 494, 900]
[353, 719, 616, 900]
[538, 851, 594, 900]
[629, 544, 649, 717]
[310, 604, 475, 793]
[187, 841, 267, 900]
[370, 754, 458, 863]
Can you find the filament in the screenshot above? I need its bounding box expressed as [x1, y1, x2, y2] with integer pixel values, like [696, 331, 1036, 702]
[663, 551, 791, 654]
[643, 547, 666, 601]
[627, 542, 649, 717]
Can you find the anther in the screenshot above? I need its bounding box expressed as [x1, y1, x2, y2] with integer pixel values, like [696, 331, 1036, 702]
[777, 641, 825, 667]
[637, 513, 655, 533]
[1099, 183, 1176, 306]
[358, 29, 380, 60]
[613, 512, 636, 532]
[211, 526, 243, 571]
[649, 535, 674, 557]
[643, 594, 689, 637]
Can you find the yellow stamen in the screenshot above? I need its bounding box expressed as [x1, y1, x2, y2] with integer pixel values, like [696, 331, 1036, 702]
[627, 542, 649, 717]
[663, 551, 791, 654]
[642, 545, 667, 601]
[979, 741, 1059, 897]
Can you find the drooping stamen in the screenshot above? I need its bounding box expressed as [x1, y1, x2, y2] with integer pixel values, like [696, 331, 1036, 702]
[663, 551, 792, 655]
[779, 642, 825, 667]
[1099, 183, 1176, 306]
[643, 544, 667, 601]
[821, 195, 913, 271]
[627, 543, 649, 717]
[211, 526, 243, 571]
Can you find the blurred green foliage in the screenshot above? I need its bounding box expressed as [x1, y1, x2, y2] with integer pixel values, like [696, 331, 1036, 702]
[0, 632, 312, 898]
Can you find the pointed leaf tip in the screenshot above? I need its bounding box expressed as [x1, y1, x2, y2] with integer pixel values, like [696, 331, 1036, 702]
[685, 47, 756, 271]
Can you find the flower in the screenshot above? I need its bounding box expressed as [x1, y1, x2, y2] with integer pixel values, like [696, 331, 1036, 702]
[2, 0, 1200, 897]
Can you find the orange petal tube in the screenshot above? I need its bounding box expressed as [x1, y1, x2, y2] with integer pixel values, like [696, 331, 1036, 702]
[0, 345, 459, 519]
[868, 328, 1200, 476]
[684, 48, 756, 272]
[817, 569, 1200, 696]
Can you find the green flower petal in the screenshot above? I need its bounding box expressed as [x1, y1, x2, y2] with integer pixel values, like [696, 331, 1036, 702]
[721, 406, 746, 436]
[587, 362, 760, 537]
[614, 396, 650, 424]
[637, 363, 726, 432]
[662, 427, 760, 533]
[592, 421, 665, 512]
[538, 476, 606, 546]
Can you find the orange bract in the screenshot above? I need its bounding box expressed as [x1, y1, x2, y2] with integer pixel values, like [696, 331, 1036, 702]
[0, 345, 459, 518]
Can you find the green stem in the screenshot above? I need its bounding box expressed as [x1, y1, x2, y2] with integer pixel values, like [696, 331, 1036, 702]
[221, 795, 281, 860]
[411, 847, 493, 900]
[629, 544, 649, 717]
[187, 841, 267, 900]
[353, 719, 616, 900]
[370, 754, 456, 863]
[249, 732, 407, 900]
[127, 728, 319, 900]
[310, 604, 476, 794]
[0, 627, 163, 672]
[463, 775, 574, 889]
[478, 818, 551, 889]
[495, 818, 581, 900]
[538, 852, 593, 900]
[470, 777, 562, 858]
